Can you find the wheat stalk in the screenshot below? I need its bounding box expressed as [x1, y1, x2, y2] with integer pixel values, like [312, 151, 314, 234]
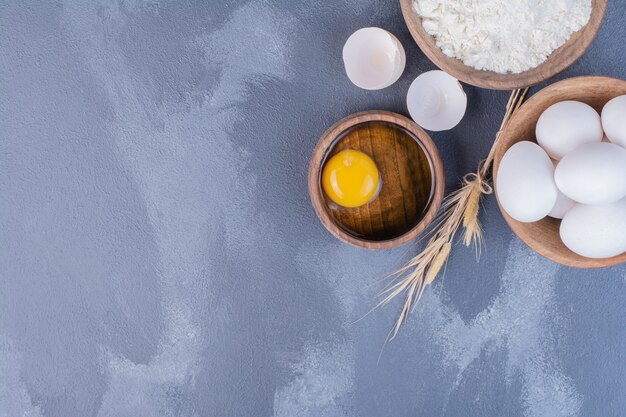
[379, 88, 529, 339]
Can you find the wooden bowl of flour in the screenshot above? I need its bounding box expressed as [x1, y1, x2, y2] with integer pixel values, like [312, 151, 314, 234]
[400, 0, 607, 90]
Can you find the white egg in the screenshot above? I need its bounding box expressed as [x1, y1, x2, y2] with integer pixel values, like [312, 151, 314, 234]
[560, 198, 626, 259]
[601, 95, 626, 149]
[406, 71, 467, 131]
[535, 101, 603, 160]
[343, 27, 406, 90]
[548, 160, 575, 219]
[496, 141, 558, 223]
[549, 191, 576, 219]
[555, 142, 626, 205]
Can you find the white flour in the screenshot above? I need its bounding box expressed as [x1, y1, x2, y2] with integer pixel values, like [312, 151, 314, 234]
[414, 0, 592, 74]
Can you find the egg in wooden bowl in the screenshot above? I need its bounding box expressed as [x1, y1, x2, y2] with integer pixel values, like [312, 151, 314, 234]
[494, 76, 626, 268]
[308, 111, 444, 250]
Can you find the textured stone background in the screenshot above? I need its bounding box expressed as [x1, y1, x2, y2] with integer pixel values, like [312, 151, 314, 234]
[1, 1, 626, 416]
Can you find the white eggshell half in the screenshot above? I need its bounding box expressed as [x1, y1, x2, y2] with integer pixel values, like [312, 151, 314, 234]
[406, 70, 467, 132]
[496, 141, 558, 223]
[535, 101, 603, 160]
[601, 95, 626, 149]
[548, 159, 576, 219]
[555, 142, 626, 205]
[560, 198, 626, 259]
[342, 27, 406, 90]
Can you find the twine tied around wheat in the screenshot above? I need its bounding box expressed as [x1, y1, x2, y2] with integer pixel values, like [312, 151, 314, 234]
[377, 88, 529, 339]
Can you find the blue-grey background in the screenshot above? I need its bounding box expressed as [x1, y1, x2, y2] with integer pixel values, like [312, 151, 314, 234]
[1, 1, 625, 416]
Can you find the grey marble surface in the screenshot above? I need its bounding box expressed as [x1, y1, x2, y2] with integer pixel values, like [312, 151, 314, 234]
[1, 1, 626, 416]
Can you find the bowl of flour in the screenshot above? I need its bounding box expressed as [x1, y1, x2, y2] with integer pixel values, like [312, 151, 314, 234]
[400, 0, 607, 89]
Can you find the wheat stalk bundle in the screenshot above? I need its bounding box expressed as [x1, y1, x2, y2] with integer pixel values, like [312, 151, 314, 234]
[378, 88, 529, 339]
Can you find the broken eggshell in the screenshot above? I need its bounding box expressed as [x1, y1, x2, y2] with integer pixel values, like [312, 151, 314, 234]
[342, 27, 406, 90]
[406, 70, 467, 131]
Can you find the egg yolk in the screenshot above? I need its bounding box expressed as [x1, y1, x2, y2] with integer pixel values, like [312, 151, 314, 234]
[321, 149, 380, 208]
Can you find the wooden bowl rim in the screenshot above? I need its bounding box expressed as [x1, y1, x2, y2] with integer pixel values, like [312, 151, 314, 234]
[308, 111, 445, 250]
[400, 0, 607, 90]
[493, 76, 626, 268]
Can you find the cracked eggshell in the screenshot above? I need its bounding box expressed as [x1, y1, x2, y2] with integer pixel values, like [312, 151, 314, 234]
[342, 27, 405, 90]
[535, 101, 603, 160]
[601, 95, 626, 149]
[560, 197, 626, 259]
[555, 142, 626, 205]
[496, 141, 558, 223]
[406, 70, 467, 131]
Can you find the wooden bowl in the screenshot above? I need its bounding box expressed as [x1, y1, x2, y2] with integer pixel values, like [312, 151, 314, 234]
[308, 111, 445, 249]
[494, 76, 626, 268]
[400, 0, 607, 90]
